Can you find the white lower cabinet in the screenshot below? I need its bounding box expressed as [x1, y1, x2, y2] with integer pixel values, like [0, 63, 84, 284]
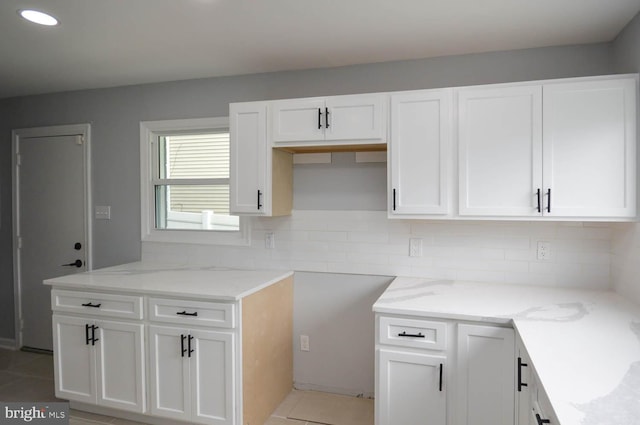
[50, 276, 294, 425]
[52, 314, 146, 413]
[377, 349, 446, 425]
[376, 315, 515, 425]
[149, 325, 235, 425]
[455, 324, 515, 425]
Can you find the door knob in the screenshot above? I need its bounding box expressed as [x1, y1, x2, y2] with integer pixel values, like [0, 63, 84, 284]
[62, 259, 83, 268]
[74, 242, 82, 250]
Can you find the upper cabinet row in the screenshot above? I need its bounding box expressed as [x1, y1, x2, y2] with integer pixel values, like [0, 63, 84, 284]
[230, 75, 637, 220]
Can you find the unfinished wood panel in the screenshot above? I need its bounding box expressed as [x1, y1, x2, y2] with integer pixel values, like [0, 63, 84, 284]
[271, 149, 293, 216]
[242, 276, 293, 425]
[276, 143, 387, 154]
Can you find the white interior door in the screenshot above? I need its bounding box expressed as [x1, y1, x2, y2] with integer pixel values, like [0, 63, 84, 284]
[15, 130, 90, 351]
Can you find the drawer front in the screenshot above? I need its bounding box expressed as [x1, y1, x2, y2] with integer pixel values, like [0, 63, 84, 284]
[51, 289, 143, 320]
[379, 316, 446, 350]
[148, 298, 235, 328]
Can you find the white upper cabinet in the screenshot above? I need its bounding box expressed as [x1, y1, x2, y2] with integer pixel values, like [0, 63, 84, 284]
[230, 102, 292, 217]
[459, 75, 637, 219]
[271, 94, 386, 146]
[543, 78, 637, 218]
[458, 85, 543, 217]
[229, 102, 268, 215]
[270, 98, 326, 143]
[389, 89, 451, 216]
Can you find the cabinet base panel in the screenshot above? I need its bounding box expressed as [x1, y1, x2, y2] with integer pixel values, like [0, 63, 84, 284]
[69, 402, 188, 425]
[242, 275, 294, 425]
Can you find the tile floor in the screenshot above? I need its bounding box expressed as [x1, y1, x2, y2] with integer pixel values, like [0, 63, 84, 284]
[0, 348, 373, 425]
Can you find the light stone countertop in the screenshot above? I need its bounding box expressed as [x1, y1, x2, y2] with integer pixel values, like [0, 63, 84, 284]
[373, 277, 640, 425]
[44, 261, 294, 301]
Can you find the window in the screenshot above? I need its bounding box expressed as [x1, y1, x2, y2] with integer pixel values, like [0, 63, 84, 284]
[141, 117, 249, 245]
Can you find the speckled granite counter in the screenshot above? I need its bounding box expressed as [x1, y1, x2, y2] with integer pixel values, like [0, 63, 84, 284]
[373, 277, 640, 425]
[44, 261, 294, 301]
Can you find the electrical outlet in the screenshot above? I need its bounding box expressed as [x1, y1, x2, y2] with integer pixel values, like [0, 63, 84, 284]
[537, 241, 551, 260]
[409, 238, 423, 257]
[300, 335, 310, 352]
[265, 232, 275, 249]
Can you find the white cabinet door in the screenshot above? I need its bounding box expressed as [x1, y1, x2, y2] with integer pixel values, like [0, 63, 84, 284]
[458, 85, 543, 216]
[515, 335, 532, 425]
[190, 330, 235, 425]
[325, 94, 386, 142]
[377, 349, 446, 425]
[389, 89, 451, 215]
[52, 315, 96, 404]
[149, 326, 191, 422]
[543, 78, 636, 217]
[230, 102, 269, 215]
[456, 324, 515, 425]
[95, 320, 145, 413]
[149, 326, 235, 425]
[271, 98, 326, 143]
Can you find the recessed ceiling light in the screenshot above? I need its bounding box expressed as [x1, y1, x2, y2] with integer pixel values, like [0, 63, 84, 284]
[19, 9, 59, 26]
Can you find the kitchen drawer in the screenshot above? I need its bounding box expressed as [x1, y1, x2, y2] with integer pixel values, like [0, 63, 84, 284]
[51, 289, 143, 320]
[379, 316, 446, 350]
[148, 297, 235, 328]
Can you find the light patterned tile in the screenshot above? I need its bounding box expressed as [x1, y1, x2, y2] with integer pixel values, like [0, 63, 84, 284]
[9, 354, 54, 379]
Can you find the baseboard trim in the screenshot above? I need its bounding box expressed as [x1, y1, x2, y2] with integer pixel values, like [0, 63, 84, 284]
[0, 337, 17, 350]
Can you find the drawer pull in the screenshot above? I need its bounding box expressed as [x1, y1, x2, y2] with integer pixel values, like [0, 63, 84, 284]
[81, 302, 102, 308]
[398, 331, 425, 338]
[176, 311, 198, 317]
[536, 413, 551, 425]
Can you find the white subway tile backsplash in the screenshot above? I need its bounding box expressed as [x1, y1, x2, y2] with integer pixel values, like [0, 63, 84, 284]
[142, 210, 614, 289]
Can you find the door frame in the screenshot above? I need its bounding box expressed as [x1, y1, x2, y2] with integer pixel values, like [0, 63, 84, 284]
[12, 123, 92, 349]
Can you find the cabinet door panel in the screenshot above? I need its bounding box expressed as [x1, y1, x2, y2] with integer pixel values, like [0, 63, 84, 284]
[543, 78, 636, 217]
[390, 90, 450, 215]
[149, 326, 190, 421]
[95, 320, 145, 412]
[271, 99, 325, 143]
[459, 86, 542, 216]
[456, 324, 515, 425]
[230, 102, 268, 215]
[325, 94, 385, 141]
[52, 315, 96, 404]
[190, 330, 235, 425]
[377, 349, 446, 425]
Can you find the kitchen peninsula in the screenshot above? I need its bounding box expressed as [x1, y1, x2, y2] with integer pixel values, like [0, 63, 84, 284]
[44, 262, 294, 425]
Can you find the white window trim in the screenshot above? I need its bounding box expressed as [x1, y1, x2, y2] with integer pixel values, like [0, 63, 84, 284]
[140, 117, 250, 246]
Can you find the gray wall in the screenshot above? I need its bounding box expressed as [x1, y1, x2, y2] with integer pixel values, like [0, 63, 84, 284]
[293, 272, 391, 396]
[611, 11, 640, 303]
[0, 42, 614, 342]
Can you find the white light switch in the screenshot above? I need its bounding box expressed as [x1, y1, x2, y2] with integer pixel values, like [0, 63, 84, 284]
[95, 206, 111, 220]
